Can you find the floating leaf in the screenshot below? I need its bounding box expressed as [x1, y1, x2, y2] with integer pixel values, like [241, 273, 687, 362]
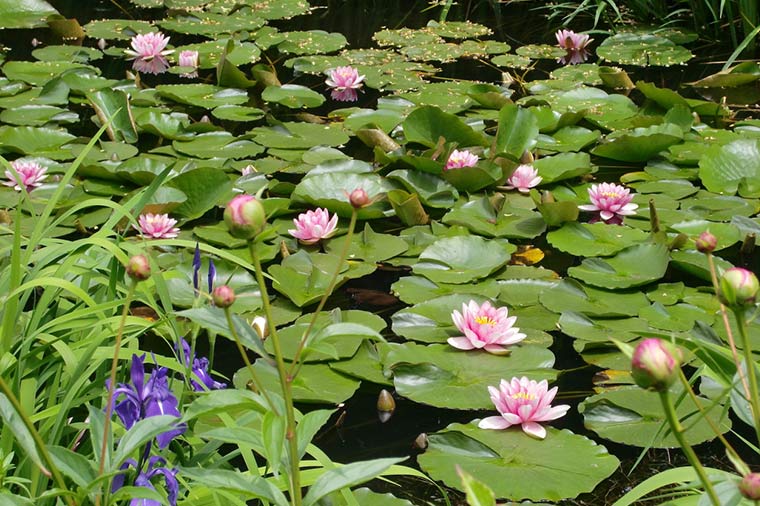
[547, 222, 649, 257]
[568, 242, 670, 289]
[413, 236, 513, 284]
[262, 84, 326, 109]
[596, 33, 692, 66]
[418, 422, 619, 501]
[385, 343, 556, 410]
[580, 386, 730, 448]
[698, 139, 760, 197]
[402, 105, 487, 149]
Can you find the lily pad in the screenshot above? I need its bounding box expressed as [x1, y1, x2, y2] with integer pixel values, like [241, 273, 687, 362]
[698, 139, 760, 197]
[156, 84, 249, 109]
[442, 197, 546, 239]
[291, 172, 396, 219]
[413, 235, 513, 284]
[325, 222, 409, 263]
[385, 343, 556, 410]
[592, 124, 684, 162]
[567, 242, 670, 289]
[402, 105, 487, 149]
[539, 279, 650, 317]
[418, 422, 619, 501]
[596, 33, 692, 66]
[580, 386, 731, 448]
[546, 222, 649, 257]
[262, 85, 325, 109]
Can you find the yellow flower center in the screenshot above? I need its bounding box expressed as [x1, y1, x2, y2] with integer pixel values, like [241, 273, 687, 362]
[511, 392, 536, 401]
[600, 191, 620, 198]
[475, 316, 497, 325]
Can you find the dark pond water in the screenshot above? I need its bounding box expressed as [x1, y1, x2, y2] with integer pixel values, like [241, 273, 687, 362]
[13, 1, 760, 504]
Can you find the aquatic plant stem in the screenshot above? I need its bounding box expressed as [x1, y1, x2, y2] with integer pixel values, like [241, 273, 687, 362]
[706, 252, 750, 398]
[289, 208, 358, 376]
[97, 280, 137, 495]
[0, 375, 75, 506]
[658, 389, 720, 505]
[222, 306, 277, 413]
[733, 307, 760, 446]
[249, 242, 302, 506]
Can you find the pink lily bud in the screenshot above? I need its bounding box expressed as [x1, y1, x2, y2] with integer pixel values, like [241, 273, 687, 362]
[224, 194, 266, 239]
[212, 285, 236, 308]
[349, 188, 370, 209]
[126, 255, 151, 281]
[695, 231, 717, 253]
[719, 267, 759, 308]
[740, 473, 760, 500]
[631, 338, 681, 392]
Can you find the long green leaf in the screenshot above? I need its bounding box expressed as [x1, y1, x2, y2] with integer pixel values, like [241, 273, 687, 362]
[302, 457, 405, 506]
[111, 415, 178, 469]
[0, 393, 48, 474]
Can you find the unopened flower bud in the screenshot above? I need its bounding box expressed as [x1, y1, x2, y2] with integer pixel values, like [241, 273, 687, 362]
[126, 254, 151, 281]
[695, 231, 717, 253]
[349, 188, 370, 208]
[740, 473, 760, 500]
[251, 315, 268, 339]
[377, 389, 396, 423]
[212, 285, 235, 308]
[224, 194, 266, 239]
[631, 338, 681, 392]
[719, 267, 759, 308]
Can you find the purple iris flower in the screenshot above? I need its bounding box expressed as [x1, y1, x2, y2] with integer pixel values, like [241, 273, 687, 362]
[112, 354, 185, 449]
[112, 456, 179, 506]
[178, 339, 226, 392]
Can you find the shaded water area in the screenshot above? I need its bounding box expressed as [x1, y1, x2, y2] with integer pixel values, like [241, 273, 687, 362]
[7, 0, 760, 504]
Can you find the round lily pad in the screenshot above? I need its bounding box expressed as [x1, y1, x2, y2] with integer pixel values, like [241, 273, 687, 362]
[547, 222, 649, 257]
[384, 343, 556, 410]
[418, 422, 619, 501]
[580, 386, 731, 448]
[698, 139, 760, 197]
[567, 242, 670, 289]
[596, 33, 693, 66]
[413, 235, 513, 284]
[539, 279, 650, 317]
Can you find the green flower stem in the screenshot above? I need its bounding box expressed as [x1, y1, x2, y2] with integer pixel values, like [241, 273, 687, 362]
[733, 307, 760, 446]
[706, 253, 750, 398]
[1, 196, 23, 354]
[0, 375, 75, 506]
[289, 208, 358, 376]
[658, 390, 720, 505]
[249, 242, 302, 506]
[677, 369, 747, 473]
[97, 279, 137, 506]
[222, 306, 277, 413]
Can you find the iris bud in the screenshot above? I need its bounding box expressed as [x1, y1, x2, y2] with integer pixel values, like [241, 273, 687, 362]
[212, 285, 235, 308]
[719, 267, 759, 308]
[224, 195, 266, 239]
[631, 338, 681, 392]
[126, 255, 151, 281]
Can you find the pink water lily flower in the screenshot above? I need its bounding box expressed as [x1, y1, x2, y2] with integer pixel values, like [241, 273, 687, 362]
[289, 208, 338, 244]
[4, 160, 47, 192]
[448, 300, 526, 355]
[125, 32, 173, 75]
[505, 164, 542, 192]
[178, 50, 199, 78]
[136, 213, 180, 239]
[444, 149, 479, 170]
[555, 29, 593, 65]
[325, 66, 365, 102]
[578, 182, 638, 224]
[479, 377, 570, 439]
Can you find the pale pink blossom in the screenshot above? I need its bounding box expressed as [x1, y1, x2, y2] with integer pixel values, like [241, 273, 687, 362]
[444, 149, 479, 170]
[578, 182, 638, 224]
[288, 208, 338, 244]
[4, 160, 47, 192]
[479, 377, 570, 439]
[178, 50, 199, 78]
[504, 164, 542, 192]
[241, 165, 255, 176]
[135, 213, 180, 239]
[448, 300, 526, 355]
[555, 29, 593, 65]
[125, 32, 173, 75]
[325, 66, 365, 102]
